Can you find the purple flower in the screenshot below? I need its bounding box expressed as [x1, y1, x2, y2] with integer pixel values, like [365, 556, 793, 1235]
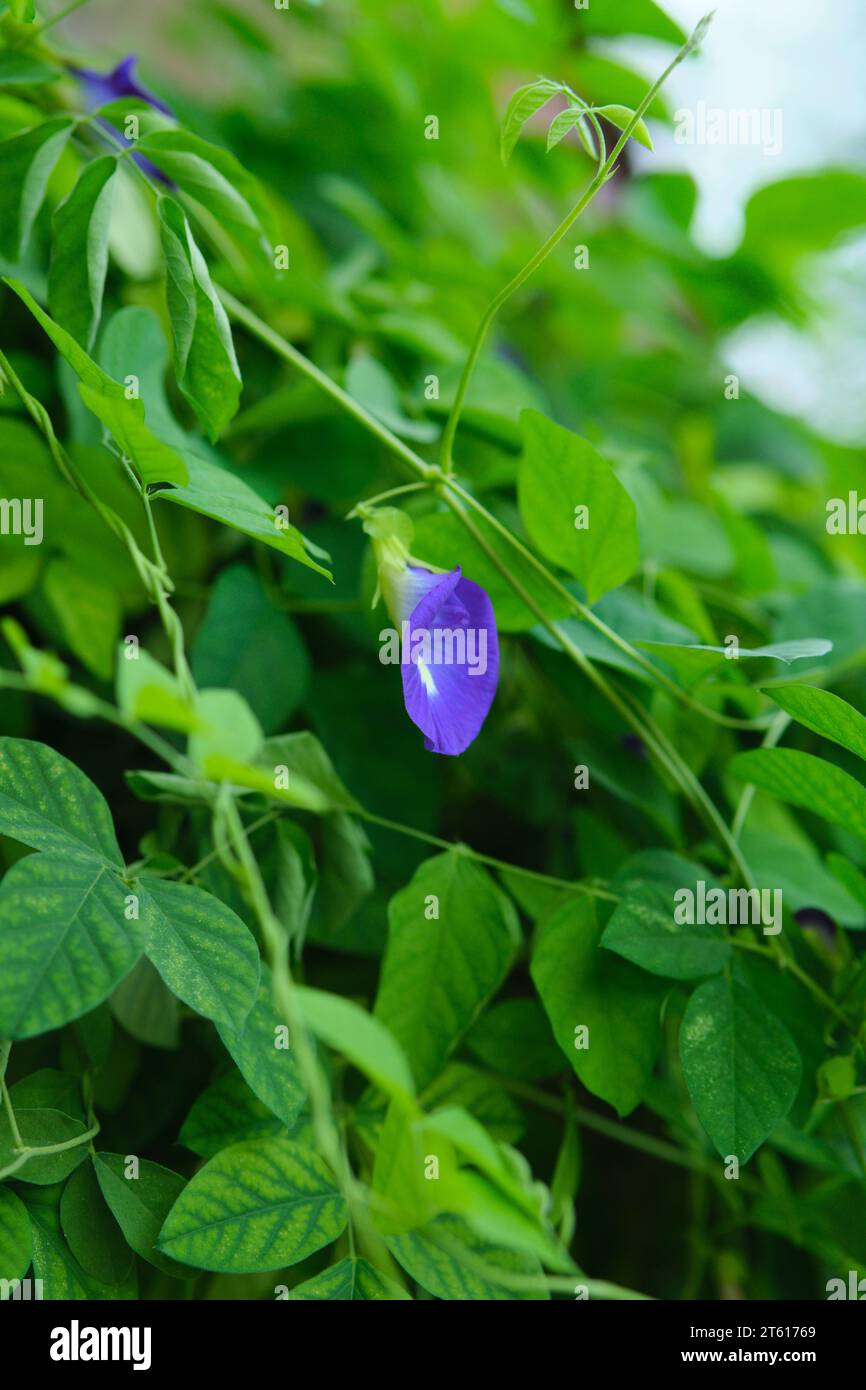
[397, 565, 499, 756]
[71, 56, 174, 185]
[71, 55, 173, 117]
[362, 506, 499, 755]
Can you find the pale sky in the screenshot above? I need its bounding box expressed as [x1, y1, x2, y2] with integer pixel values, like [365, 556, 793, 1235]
[603, 0, 866, 445]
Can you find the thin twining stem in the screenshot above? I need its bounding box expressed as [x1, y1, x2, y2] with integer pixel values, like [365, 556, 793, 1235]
[438, 14, 714, 475]
[441, 486, 751, 881]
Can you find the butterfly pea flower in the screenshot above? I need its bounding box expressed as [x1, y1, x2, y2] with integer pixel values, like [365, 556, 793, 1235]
[364, 508, 499, 756]
[71, 56, 174, 184]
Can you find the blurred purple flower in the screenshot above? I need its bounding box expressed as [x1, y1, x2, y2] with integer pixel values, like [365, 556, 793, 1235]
[397, 565, 499, 756]
[71, 55, 172, 116]
[71, 55, 173, 185]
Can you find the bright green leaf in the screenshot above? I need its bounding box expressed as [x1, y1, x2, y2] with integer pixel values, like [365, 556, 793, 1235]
[48, 155, 117, 350]
[518, 409, 639, 602]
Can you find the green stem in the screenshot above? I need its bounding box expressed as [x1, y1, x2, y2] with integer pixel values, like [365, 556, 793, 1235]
[0, 1121, 100, 1182]
[218, 288, 439, 483]
[447, 479, 772, 733]
[360, 810, 616, 900]
[441, 487, 749, 876]
[732, 938, 849, 1024]
[438, 14, 713, 475]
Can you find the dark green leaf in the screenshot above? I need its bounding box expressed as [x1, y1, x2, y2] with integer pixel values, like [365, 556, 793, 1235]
[680, 971, 802, 1163]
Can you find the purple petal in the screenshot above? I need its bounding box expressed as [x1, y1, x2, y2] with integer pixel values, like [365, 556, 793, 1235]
[400, 567, 499, 756]
[72, 55, 173, 117]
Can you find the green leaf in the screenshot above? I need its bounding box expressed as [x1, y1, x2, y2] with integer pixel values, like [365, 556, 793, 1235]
[766, 684, 866, 764]
[179, 1069, 287, 1159]
[295, 986, 415, 1098]
[260, 731, 362, 813]
[388, 1214, 547, 1299]
[189, 687, 263, 773]
[307, 812, 372, 943]
[157, 1137, 348, 1273]
[644, 638, 832, 666]
[501, 78, 561, 162]
[0, 737, 122, 863]
[10, 1068, 85, 1121]
[42, 556, 121, 680]
[191, 565, 310, 734]
[425, 1105, 568, 1268]
[93, 1152, 189, 1277]
[157, 194, 241, 440]
[531, 897, 663, 1116]
[741, 831, 863, 929]
[110, 956, 181, 1049]
[22, 1186, 135, 1299]
[375, 851, 520, 1090]
[48, 155, 117, 350]
[275, 819, 318, 952]
[0, 51, 60, 85]
[546, 107, 592, 154]
[411, 506, 572, 633]
[288, 1256, 410, 1300]
[137, 128, 272, 251]
[729, 748, 866, 841]
[601, 883, 731, 979]
[465, 999, 563, 1081]
[517, 408, 639, 602]
[0, 1108, 89, 1184]
[680, 971, 802, 1163]
[0, 852, 144, 1038]
[595, 104, 653, 150]
[3, 278, 188, 487]
[345, 354, 438, 443]
[216, 969, 306, 1130]
[139, 876, 260, 1029]
[60, 1160, 134, 1285]
[0, 1186, 31, 1284]
[0, 116, 73, 260]
[156, 451, 330, 575]
[116, 647, 201, 733]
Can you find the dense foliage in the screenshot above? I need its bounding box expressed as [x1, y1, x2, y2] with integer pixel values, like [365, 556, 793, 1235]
[1, 0, 865, 1302]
